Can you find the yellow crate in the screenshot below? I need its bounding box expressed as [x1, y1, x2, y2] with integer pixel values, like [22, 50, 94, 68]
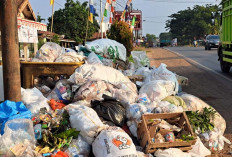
[21, 61, 84, 88]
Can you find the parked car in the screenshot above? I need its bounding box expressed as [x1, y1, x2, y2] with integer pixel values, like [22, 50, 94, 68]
[205, 35, 220, 50]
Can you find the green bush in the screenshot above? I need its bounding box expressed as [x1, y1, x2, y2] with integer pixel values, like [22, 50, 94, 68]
[107, 21, 133, 57]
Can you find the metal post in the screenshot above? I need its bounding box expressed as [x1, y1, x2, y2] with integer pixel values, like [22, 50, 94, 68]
[0, 0, 21, 101]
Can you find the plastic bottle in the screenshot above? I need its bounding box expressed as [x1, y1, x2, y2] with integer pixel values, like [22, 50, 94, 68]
[34, 124, 42, 140]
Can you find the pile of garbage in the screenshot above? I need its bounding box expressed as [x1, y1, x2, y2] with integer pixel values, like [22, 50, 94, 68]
[0, 40, 230, 157]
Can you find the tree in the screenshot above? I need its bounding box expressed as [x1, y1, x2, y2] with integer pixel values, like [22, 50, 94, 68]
[37, 14, 45, 22]
[47, 0, 99, 44]
[146, 34, 156, 43]
[166, 4, 221, 45]
[107, 21, 133, 57]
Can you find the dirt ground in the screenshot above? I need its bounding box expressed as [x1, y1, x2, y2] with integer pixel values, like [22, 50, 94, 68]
[142, 47, 232, 156]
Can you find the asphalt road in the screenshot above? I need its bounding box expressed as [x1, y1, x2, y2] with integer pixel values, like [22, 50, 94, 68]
[166, 46, 232, 81]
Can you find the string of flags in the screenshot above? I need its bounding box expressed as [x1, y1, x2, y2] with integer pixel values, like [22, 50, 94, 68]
[89, 0, 95, 23]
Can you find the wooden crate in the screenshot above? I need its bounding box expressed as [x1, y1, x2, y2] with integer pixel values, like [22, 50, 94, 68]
[137, 112, 196, 154]
[21, 61, 84, 88]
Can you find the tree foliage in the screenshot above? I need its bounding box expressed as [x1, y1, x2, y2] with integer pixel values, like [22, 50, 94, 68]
[47, 0, 99, 44]
[37, 14, 45, 22]
[166, 5, 221, 45]
[146, 34, 156, 42]
[107, 21, 133, 57]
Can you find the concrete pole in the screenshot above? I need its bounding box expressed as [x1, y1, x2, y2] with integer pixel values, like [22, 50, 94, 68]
[0, 0, 21, 101]
[100, 0, 103, 38]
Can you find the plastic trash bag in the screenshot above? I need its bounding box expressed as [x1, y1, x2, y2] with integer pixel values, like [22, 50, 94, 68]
[145, 63, 179, 94]
[180, 94, 226, 134]
[139, 80, 176, 102]
[92, 126, 137, 157]
[47, 79, 74, 104]
[32, 42, 64, 62]
[102, 58, 113, 67]
[155, 101, 184, 113]
[85, 38, 127, 61]
[21, 88, 51, 116]
[0, 100, 31, 135]
[131, 51, 150, 68]
[162, 96, 187, 110]
[91, 95, 126, 126]
[189, 137, 211, 157]
[68, 104, 106, 144]
[68, 64, 131, 86]
[154, 148, 191, 157]
[86, 52, 103, 65]
[55, 52, 85, 62]
[126, 103, 149, 121]
[0, 119, 36, 156]
[66, 135, 90, 156]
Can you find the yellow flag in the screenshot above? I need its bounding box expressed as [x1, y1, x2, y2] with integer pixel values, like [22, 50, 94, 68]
[50, 0, 54, 6]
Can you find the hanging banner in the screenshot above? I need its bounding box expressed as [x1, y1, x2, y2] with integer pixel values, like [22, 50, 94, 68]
[18, 25, 38, 43]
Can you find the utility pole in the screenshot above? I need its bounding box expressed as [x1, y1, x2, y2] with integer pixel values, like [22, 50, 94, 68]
[100, 0, 103, 38]
[0, 0, 21, 101]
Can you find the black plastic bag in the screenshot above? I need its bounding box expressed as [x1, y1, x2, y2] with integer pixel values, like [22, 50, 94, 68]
[91, 95, 126, 126]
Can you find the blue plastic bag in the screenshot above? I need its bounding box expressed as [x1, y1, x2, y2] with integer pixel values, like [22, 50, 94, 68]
[0, 100, 31, 135]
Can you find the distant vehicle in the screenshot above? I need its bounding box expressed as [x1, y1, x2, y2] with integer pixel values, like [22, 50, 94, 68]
[218, 0, 232, 73]
[159, 32, 172, 47]
[205, 35, 220, 50]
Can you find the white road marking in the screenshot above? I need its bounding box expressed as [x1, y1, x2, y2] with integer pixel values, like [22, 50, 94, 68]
[164, 48, 232, 83]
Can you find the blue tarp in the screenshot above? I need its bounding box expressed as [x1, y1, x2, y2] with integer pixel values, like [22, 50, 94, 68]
[0, 100, 31, 135]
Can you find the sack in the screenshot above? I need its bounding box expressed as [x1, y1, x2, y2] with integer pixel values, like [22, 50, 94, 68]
[91, 95, 126, 126]
[32, 42, 64, 62]
[92, 127, 137, 157]
[131, 51, 150, 68]
[139, 80, 175, 102]
[68, 64, 131, 86]
[85, 39, 127, 61]
[21, 87, 51, 116]
[68, 104, 106, 144]
[0, 100, 31, 135]
[180, 94, 226, 134]
[155, 101, 184, 113]
[55, 52, 85, 62]
[145, 63, 179, 94]
[47, 79, 74, 104]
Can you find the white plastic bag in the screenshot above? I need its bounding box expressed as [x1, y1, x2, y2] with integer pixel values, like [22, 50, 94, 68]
[32, 42, 63, 62]
[126, 103, 149, 121]
[131, 51, 150, 68]
[189, 137, 211, 157]
[68, 104, 106, 144]
[92, 127, 137, 157]
[145, 63, 179, 94]
[68, 135, 91, 156]
[68, 64, 131, 86]
[21, 88, 51, 116]
[139, 80, 175, 102]
[156, 101, 184, 113]
[154, 148, 191, 157]
[85, 39, 127, 61]
[0, 119, 35, 156]
[86, 52, 103, 65]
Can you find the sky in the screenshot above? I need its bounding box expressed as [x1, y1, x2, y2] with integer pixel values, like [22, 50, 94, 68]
[30, 0, 220, 37]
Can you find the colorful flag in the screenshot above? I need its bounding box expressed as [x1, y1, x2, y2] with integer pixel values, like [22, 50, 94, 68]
[104, 2, 109, 17]
[89, 0, 95, 23]
[50, 0, 54, 6]
[130, 15, 136, 32]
